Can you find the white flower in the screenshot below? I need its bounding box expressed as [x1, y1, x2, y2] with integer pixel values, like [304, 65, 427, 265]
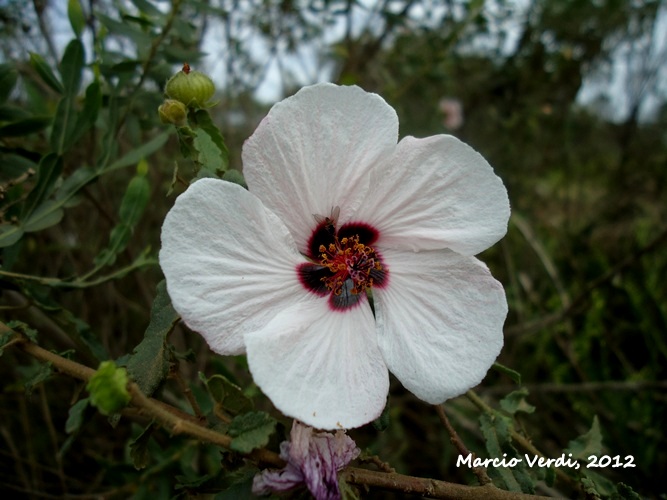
[160, 83, 510, 430]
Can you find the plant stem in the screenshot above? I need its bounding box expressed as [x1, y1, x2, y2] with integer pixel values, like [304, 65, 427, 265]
[436, 404, 492, 485]
[7, 331, 555, 499]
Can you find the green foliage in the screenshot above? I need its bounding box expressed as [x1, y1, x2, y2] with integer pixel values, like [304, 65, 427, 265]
[65, 398, 90, 434]
[93, 163, 151, 268]
[67, 0, 86, 38]
[202, 373, 254, 416]
[565, 416, 603, 461]
[126, 280, 179, 396]
[499, 388, 536, 416]
[86, 361, 131, 416]
[229, 412, 278, 454]
[479, 413, 535, 494]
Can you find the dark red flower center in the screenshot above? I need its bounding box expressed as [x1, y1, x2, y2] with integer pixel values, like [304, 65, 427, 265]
[297, 212, 388, 311]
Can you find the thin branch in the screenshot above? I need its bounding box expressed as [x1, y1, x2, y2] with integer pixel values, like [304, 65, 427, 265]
[466, 391, 575, 489]
[8, 331, 553, 499]
[341, 468, 549, 500]
[436, 404, 492, 485]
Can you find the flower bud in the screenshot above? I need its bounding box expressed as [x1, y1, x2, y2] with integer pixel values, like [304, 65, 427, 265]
[158, 99, 188, 126]
[164, 63, 215, 108]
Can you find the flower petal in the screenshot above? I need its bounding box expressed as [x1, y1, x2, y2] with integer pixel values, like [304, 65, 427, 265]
[373, 248, 507, 403]
[288, 422, 359, 499]
[243, 83, 399, 253]
[159, 178, 304, 355]
[354, 135, 510, 255]
[244, 298, 389, 430]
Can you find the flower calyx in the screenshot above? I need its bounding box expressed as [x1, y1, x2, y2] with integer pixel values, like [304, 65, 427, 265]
[164, 63, 216, 109]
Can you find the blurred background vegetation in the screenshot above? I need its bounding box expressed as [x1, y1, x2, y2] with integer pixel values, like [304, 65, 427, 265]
[0, 0, 665, 498]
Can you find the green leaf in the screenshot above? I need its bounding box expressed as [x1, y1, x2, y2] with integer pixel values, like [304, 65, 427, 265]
[0, 104, 30, 121]
[24, 201, 65, 232]
[0, 153, 37, 181]
[193, 128, 225, 175]
[222, 169, 247, 189]
[0, 224, 24, 248]
[60, 39, 85, 98]
[104, 131, 170, 173]
[192, 109, 229, 173]
[492, 362, 522, 385]
[372, 398, 390, 431]
[49, 96, 75, 154]
[67, 0, 86, 38]
[94, 168, 150, 267]
[0, 332, 14, 358]
[479, 413, 534, 493]
[131, 0, 165, 18]
[86, 361, 131, 416]
[229, 412, 277, 454]
[96, 12, 152, 46]
[612, 483, 642, 500]
[29, 53, 64, 94]
[0, 116, 52, 137]
[499, 388, 535, 415]
[0, 64, 18, 104]
[565, 416, 603, 461]
[66, 398, 90, 434]
[126, 280, 179, 396]
[202, 374, 254, 416]
[55, 166, 97, 202]
[22, 153, 63, 220]
[69, 80, 101, 145]
[6, 320, 39, 343]
[129, 421, 156, 470]
[23, 362, 53, 395]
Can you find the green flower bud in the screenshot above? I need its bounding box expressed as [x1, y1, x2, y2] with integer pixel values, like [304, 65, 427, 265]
[86, 361, 131, 416]
[158, 99, 188, 126]
[165, 63, 215, 108]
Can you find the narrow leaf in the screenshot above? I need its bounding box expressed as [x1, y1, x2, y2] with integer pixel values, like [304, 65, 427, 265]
[104, 131, 170, 173]
[131, 0, 165, 18]
[29, 53, 64, 94]
[0, 116, 52, 137]
[22, 153, 63, 219]
[69, 80, 101, 145]
[67, 0, 86, 38]
[49, 96, 75, 154]
[93, 169, 150, 267]
[24, 202, 65, 232]
[96, 13, 152, 46]
[0, 64, 18, 104]
[60, 39, 85, 97]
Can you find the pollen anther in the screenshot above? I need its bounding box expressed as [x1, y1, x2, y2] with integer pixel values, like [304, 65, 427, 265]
[318, 234, 382, 296]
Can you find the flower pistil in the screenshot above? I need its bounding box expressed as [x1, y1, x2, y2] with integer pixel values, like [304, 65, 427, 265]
[318, 235, 382, 296]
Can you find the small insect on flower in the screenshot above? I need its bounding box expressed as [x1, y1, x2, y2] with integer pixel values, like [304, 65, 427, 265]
[313, 206, 340, 237]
